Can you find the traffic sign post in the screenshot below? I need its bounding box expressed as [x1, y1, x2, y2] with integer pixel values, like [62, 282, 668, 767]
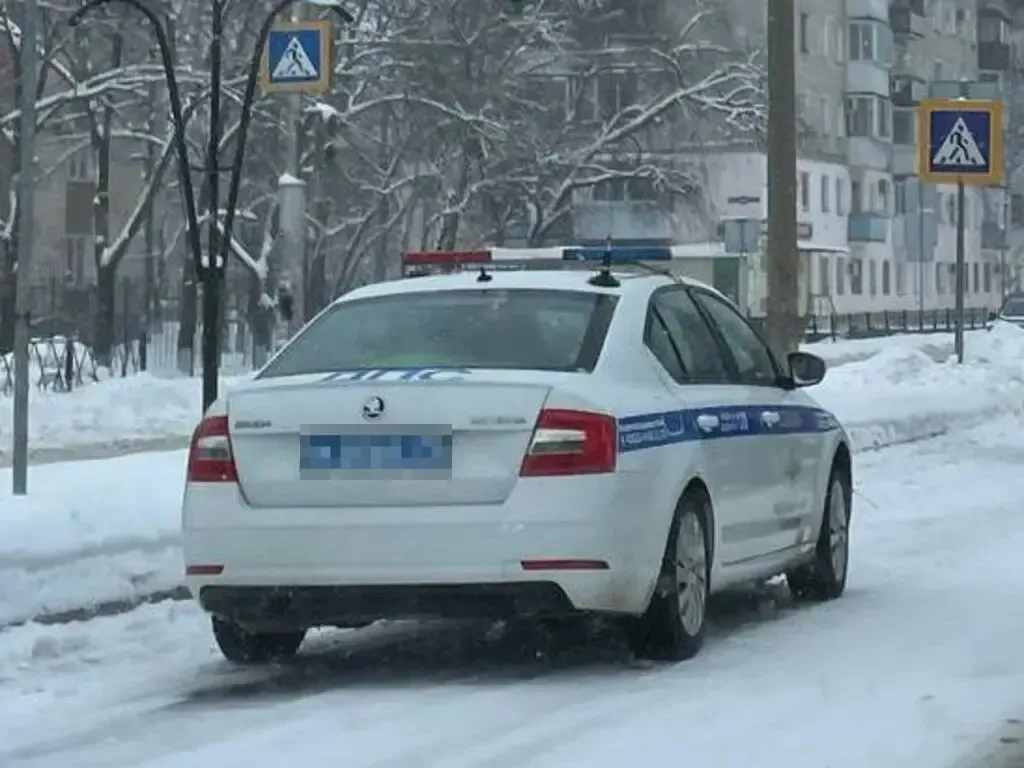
[260, 20, 333, 94]
[918, 95, 1004, 364]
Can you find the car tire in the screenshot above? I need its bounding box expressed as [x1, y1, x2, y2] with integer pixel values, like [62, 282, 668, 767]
[787, 463, 851, 601]
[626, 492, 710, 662]
[211, 617, 306, 664]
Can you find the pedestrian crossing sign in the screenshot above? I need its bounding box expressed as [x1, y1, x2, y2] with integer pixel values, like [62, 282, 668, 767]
[261, 20, 332, 94]
[918, 98, 1003, 186]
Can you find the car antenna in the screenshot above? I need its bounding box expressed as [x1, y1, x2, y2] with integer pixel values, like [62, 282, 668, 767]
[587, 235, 620, 288]
[477, 265, 493, 283]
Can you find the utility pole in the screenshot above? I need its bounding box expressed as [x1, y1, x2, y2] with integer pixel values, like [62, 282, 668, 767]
[12, 0, 39, 495]
[278, 1, 308, 338]
[764, 0, 799, 357]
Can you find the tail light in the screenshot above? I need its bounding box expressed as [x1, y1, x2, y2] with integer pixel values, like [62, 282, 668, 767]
[186, 415, 238, 482]
[520, 408, 616, 477]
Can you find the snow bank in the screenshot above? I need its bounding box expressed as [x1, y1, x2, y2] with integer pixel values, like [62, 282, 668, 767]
[3, 325, 1024, 626]
[0, 451, 186, 626]
[803, 329, 988, 368]
[811, 322, 1024, 450]
[0, 373, 250, 464]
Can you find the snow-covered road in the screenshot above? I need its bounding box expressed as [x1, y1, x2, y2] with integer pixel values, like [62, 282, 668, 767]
[2, 416, 1024, 768]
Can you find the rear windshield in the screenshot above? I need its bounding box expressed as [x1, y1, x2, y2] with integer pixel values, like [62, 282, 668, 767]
[1001, 297, 1024, 316]
[258, 288, 618, 378]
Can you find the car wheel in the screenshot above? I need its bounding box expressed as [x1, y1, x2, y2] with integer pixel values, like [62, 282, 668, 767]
[211, 617, 306, 664]
[787, 463, 851, 601]
[626, 493, 709, 662]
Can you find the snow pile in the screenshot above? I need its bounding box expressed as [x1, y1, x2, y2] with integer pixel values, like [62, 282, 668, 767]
[0, 451, 186, 627]
[0, 373, 251, 464]
[803, 329, 987, 367]
[811, 322, 1024, 450]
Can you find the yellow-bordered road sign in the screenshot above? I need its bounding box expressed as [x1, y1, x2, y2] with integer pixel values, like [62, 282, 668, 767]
[260, 20, 332, 94]
[917, 98, 1003, 186]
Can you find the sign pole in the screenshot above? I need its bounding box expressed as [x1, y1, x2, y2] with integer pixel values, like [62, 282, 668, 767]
[918, 88, 1003, 364]
[12, 0, 40, 495]
[954, 179, 966, 364]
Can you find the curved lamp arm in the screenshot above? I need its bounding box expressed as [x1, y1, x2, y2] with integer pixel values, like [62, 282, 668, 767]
[68, 0, 204, 277]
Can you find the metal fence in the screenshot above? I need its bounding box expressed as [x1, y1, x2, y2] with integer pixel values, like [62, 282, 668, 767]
[804, 307, 992, 342]
[0, 336, 144, 396]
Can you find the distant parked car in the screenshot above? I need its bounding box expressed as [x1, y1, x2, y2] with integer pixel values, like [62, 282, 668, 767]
[991, 293, 1024, 329]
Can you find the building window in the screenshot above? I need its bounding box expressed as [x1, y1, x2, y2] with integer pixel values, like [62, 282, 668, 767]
[68, 151, 92, 182]
[876, 98, 891, 138]
[973, 261, 980, 292]
[851, 179, 863, 213]
[818, 255, 830, 295]
[851, 258, 863, 294]
[882, 260, 891, 295]
[876, 179, 890, 213]
[936, 262, 945, 293]
[800, 171, 810, 211]
[869, 259, 877, 295]
[897, 263, 906, 295]
[894, 178, 907, 214]
[1011, 193, 1024, 227]
[847, 95, 891, 139]
[848, 21, 892, 64]
[836, 257, 846, 295]
[64, 236, 88, 284]
[978, 15, 1007, 43]
[800, 12, 810, 53]
[836, 177, 845, 214]
[984, 262, 992, 292]
[820, 175, 830, 212]
[893, 108, 914, 145]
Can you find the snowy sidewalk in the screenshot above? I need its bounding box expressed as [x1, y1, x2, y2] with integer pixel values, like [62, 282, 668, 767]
[1, 324, 1023, 626]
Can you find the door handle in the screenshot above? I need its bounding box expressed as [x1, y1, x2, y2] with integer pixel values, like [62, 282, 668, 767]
[695, 413, 720, 432]
[761, 410, 781, 428]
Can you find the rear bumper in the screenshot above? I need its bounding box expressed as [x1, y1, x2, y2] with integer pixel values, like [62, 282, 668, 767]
[198, 583, 576, 631]
[182, 474, 662, 624]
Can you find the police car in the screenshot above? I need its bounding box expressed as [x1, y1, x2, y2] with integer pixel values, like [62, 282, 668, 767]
[181, 247, 852, 664]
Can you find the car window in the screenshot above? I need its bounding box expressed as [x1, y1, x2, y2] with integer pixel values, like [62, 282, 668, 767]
[259, 289, 618, 378]
[652, 290, 729, 383]
[645, 308, 688, 382]
[690, 290, 778, 386]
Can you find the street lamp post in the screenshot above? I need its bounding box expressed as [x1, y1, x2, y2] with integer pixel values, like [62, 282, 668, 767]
[69, 0, 351, 411]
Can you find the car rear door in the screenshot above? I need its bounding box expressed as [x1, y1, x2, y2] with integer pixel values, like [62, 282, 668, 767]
[688, 288, 820, 560]
[643, 287, 753, 567]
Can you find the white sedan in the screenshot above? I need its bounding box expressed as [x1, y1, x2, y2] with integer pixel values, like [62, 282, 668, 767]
[182, 254, 851, 664]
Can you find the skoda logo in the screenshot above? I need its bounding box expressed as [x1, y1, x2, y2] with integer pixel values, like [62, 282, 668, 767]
[362, 396, 385, 421]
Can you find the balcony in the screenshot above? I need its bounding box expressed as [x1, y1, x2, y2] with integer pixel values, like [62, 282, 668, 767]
[846, 0, 887, 21]
[573, 200, 674, 243]
[891, 75, 925, 107]
[978, 42, 1011, 71]
[889, 5, 926, 37]
[848, 212, 889, 243]
[846, 62, 889, 97]
[982, 222, 1008, 250]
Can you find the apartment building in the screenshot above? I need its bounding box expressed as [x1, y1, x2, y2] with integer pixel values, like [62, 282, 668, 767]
[580, 0, 1017, 317]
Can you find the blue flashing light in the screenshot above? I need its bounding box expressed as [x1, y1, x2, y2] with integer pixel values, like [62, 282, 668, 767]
[562, 245, 672, 262]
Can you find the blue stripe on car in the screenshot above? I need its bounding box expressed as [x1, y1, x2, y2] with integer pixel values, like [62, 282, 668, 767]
[617, 405, 840, 453]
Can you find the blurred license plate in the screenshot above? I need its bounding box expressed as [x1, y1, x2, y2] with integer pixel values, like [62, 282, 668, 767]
[299, 432, 453, 474]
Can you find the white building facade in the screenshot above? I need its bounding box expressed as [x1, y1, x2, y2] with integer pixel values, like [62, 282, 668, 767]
[569, 0, 1018, 319]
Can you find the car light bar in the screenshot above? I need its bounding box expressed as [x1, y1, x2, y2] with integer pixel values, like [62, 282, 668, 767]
[402, 245, 672, 276]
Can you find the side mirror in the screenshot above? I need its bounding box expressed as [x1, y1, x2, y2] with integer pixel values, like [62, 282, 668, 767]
[787, 351, 826, 388]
